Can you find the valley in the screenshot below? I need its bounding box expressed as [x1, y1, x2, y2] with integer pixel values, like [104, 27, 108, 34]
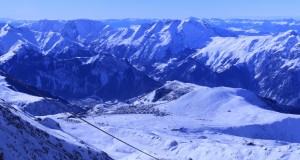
[0, 18, 300, 159]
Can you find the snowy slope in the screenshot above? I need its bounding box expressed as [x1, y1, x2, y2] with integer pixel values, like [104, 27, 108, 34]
[96, 18, 234, 65]
[157, 84, 285, 124]
[158, 30, 300, 108]
[46, 81, 300, 160]
[0, 24, 39, 56]
[192, 30, 300, 70]
[0, 76, 42, 103]
[0, 105, 111, 160]
[188, 30, 300, 107]
[0, 76, 111, 159]
[60, 19, 110, 45]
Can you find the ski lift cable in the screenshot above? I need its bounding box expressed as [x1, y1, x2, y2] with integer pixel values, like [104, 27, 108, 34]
[1, 100, 105, 157]
[0, 69, 159, 160]
[0, 114, 74, 159]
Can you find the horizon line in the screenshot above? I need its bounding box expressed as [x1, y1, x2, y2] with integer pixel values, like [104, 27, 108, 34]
[1, 16, 300, 22]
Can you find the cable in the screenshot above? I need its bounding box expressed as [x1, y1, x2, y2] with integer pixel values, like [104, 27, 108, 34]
[0, 108, 74, 159]
[0, 69, 159, 160]
[1, 102, 107, 159]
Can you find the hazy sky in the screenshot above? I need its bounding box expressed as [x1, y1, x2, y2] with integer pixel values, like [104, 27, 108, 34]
[0, 0, 299, 20]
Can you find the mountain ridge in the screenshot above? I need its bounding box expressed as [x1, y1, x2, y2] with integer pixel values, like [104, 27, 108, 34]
[0, 18, 299, 108]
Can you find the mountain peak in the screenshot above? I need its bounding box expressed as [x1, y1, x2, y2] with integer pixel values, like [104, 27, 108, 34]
[274, 30, 299, 43]
[1, 23, 14, 33]
[60, 19, 109, 43]
[178, 17, 212, 32]
[286, 30, 298, 36]
[186, 17, 200, 21]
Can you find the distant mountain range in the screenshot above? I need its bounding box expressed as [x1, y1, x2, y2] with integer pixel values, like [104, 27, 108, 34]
[0, 18, 299, 108]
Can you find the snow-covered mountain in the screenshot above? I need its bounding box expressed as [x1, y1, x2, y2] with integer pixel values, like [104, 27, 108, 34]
[0, 50, 159, 101]
[96, 18, 300, 108]
[1, 17, 300, 159]
[96, 18, 234, 66]
[190, 30, 300, 107]
[1, 18, 299, 108]
[161, 30, 300, 107]
[0, 24, 38, 55]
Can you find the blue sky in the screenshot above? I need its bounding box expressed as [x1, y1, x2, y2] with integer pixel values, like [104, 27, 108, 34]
[0, 0, 299, 20]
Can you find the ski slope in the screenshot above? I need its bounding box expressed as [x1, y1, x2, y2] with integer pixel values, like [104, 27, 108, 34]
[46, 82, 300, 159]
